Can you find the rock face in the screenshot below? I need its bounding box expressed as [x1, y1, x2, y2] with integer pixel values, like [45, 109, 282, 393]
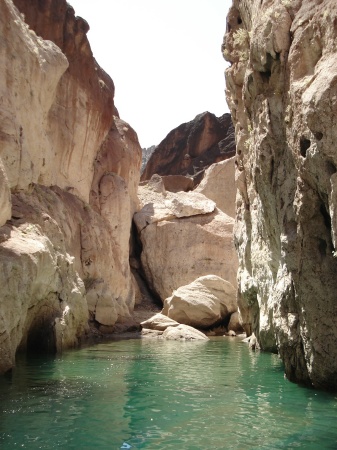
[140, 313, 209, 340]
[162, 275, 237, 329]
[141, 145, 156, 174]
[227, 312, 243, 333]
[162, 324, 209, 341]
[160, 175, 194, 193]
[0, 0, 141, 373]
[0, 213, 89, 374]
[195, 157, 236, 218]
[8, 0, 116, 202]
[223, 0, 337, 389]
[141, 112, 235, 184]
[140, 313, 180, 331]
[134, 179, 238, 302]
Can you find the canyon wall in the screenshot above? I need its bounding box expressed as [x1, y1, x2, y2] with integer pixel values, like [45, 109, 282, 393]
[0, 0, 141, 373]
[224, 0, 337, 389]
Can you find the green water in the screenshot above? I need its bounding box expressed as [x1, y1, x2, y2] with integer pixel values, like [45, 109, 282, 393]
[0, 338, 336, 450]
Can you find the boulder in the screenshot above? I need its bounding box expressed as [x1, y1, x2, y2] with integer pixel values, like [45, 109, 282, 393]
[161, 175, 194, 193]
[134, 184, 237, 301]
[226, 330, 236, 337]
[227, 311, 244, 333]
[134, 183, 216, 231]
[194, 157, 236, 218]
[162, 324, 209, 341]
[141, 328, 163, 338]
[141, 313, 180, 331]
[162, 275, 237, 329]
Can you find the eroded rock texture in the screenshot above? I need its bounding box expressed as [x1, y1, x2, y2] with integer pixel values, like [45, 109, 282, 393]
[141, 112, 235, 185]
[162, 275, 237, 329]
[134, 177, 238, 302]
[0, 0, 141, 373]
[224, 0, 337, 389]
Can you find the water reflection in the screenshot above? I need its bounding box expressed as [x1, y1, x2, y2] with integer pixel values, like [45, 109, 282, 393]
[0, 339, 336, 449]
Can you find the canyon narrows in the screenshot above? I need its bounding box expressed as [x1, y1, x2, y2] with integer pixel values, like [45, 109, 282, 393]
[1, 0, 337, 394]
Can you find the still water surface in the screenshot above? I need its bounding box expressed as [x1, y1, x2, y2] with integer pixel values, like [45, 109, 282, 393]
[0, 337, 336, 449]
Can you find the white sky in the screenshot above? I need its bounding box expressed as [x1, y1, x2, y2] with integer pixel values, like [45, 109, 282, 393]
[69, 0, 232, 148]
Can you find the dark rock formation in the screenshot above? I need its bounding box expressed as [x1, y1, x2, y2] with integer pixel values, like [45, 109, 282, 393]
[141, 112, 235, 185]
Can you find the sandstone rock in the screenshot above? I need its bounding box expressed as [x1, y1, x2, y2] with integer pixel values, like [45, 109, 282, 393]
[90, 116, 142, 218]
[140, 313, 180, 331]
[249, 334, 257, 351]
[141, 328, 163, 338]
[227, 311, 244, 333]
[1, 0, 69, 192]
[0, 223, 89, 374]
[10, 0, 117, 202]
[162, 324, 209, 341]
[0, 161, 11, 227]
[227, 330, 236, 337]
[223, 0, 337, 389]
[135, 187, 238, 301]
[161, 175, 194, 193]
[0, 1, 142, 373]
[12, 185, 136, 327]
[195, 157, 236, 218]
[162, 275, 237, 329]
[141, 112, 235, 183]
[134, 183, 216, 231]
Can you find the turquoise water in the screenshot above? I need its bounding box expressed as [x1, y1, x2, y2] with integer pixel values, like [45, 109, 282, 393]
[0, 337, 336, 450]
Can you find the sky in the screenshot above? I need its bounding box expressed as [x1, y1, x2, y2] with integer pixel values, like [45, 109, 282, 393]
[69, 0, 232, 148]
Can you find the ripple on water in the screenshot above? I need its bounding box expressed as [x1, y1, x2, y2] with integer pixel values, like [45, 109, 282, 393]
[0, 338, 336, 449]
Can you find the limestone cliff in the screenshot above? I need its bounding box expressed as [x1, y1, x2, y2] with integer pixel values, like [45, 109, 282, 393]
[141, 112, 235, 185]
[0, 0, 141, 373]
[224, 0, 337, 389]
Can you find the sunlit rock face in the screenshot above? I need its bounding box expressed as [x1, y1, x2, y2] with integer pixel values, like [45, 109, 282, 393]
[134, 178, 238, 302]
[224, 0, 337, 389]
[141, 112, 235, 185]
[162, 275, 237, 329]
[0, 0, 141, 373]
[195, 157, 236, 218]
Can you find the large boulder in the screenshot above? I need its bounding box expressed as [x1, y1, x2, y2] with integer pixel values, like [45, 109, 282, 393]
[162, 275, 237, 329]
[134, 180, 238, 301]
[161, 175, 194, 193]
[227, 312, 244, 334]
[223, 0, 337, 389]
[194, 157, 236, 218]
[140, 313, 180, 331]
[162, 324, 209, 341]
[135, 185, 216, 231]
